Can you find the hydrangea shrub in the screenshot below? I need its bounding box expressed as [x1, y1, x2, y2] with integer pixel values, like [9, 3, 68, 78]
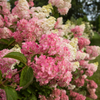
[0, 0, 100, 100]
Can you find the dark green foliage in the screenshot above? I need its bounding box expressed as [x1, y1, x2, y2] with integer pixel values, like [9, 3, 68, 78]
[34, 0, 48, 7]
[0, 38, 15, 50]
[20, 66, 34, 89]
[0, 70, 2, 80]
[32, 79, 52, 98]
[96, 15, 100, 33]
[3, 52, 27, 65]
[17, 79, 52, 100]
[4, 86, 18, 100]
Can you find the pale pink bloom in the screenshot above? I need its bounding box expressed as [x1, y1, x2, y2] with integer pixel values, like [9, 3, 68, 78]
[87, 63, 98, 72]
[60, 90, 69, 100]
[31, 55, 58, 85]
[70, 90, 77, 97]
[70, 91, 86, 100]
[86, 46, 100, 58]
[14, 1, 18, 5]
[39, 33, 71, 58]
[64, 1, 71, 8]
[55, 0, 64, 8]
[11, 18, 42, 42]
[52, 88, 61, 97]
[55, 17, 63, 29]
[48, 0, 56, 5]
[0, 27, 12, 39]
[71, 25, 84, 37]
[12, 0, 30, 19]
[85, 70, 93, 76]
[55, 70, 72, 87]
[0, 49, 17, 78]
[88, 80, 98, 89]
[29, 1, 34, 7]
[76, 50, 89, 60]
[58, 7, 69, 15]
[4, 14, 18, 27]
[87, 94, 97, 100]
[21, 41, 40, 57]
[0, 1, 10, 15]
[6, 69, 20, 83]
[87, 84, 98, 99]
[78, 37, 90, 49]
[74, 76, 85, 87]
[48, 0, 71, 15]
[75, 93, 86, 100]
[79, 60, 89, 68]
[48, 88, 69, 100]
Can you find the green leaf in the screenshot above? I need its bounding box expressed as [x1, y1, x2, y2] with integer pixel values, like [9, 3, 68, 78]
[3, 52, 27, 65]
[20, 66, 34, 89]
[0, 39, 9, 44]
[0, 70, 2, 80]
[8, 38, 15, 46]
[4, 86, 18, 100]
[8, 27, 15, 32]
[30, 94, 37, 100]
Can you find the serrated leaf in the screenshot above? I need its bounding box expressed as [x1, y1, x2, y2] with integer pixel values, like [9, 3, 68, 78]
[20, 66, 34, 89]
[4, 86, 18, 100]
[3, 52, 27, 65]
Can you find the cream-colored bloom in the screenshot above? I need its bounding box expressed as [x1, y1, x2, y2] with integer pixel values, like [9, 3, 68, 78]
[18, 0, 29, 10]
[71, 62, 79, 71]
[7, 2, 11, 10]
[42, 3, 53, 13]
[68, 84, 76, 90]
[70, 38, 78, 49]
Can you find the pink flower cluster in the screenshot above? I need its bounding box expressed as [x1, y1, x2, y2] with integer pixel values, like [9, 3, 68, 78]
[31, 54, 72, 86]
[86, 46, 100, 58]
[74, 76, 85, 87]
[31, 55, 58, 85]
[48, 0, 71, 15]
[39, 88, 69, 100]
[0, 27, 12, 39]
[70, 90, 86, 100]
[12, 18, 42, 42]
[0, 49, 16, 75]
[12, 0, 30, 19]
[28, 0, 34, 7]
[39, 33, 71, 58]
[71, 25, 84, 37]
[78, 37, 90, 50]
[0, 49, 20, 84]
[21, 33, 77, 86]
[80, 60, 98, 76]
[21, 41, 39, 57]
[0, 1, 10, 15]
[86, 80, 98, 99]
[0, 89, 6, 100]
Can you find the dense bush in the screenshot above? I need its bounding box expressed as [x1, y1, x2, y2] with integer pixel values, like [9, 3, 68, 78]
[0, 0, 100, 100]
